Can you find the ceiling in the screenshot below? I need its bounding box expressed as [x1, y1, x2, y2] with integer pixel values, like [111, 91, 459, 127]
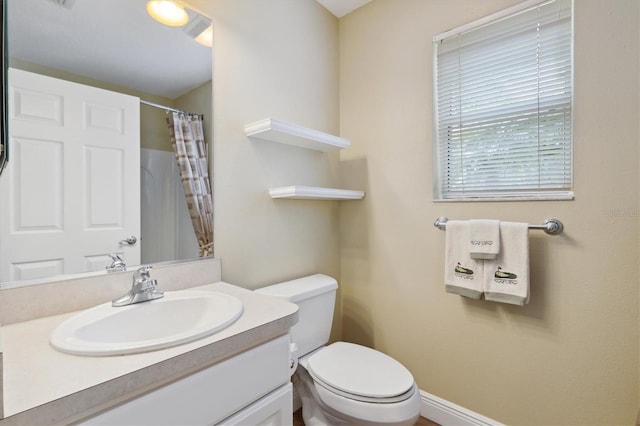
[7, 0, 212, 99]
[316, 0, 374, 18]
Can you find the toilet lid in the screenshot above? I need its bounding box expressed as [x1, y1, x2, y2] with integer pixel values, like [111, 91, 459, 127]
[307, 342, 415, 400]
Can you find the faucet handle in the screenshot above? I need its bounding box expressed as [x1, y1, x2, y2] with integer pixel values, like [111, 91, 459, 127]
[132, 266, 161, 296]
[106, 254, 126, 272]
[134, 265, 153, 279]
[113, 265, 162, 307]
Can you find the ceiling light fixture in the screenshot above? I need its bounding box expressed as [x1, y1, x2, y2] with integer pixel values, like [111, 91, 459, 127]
[146, 0, 190, 27]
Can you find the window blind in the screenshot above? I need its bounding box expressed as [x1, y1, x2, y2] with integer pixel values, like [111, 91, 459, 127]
[433, 0, 573, 201]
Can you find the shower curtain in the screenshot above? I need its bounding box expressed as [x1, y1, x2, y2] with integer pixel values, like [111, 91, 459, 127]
[166, 112, 213, 257]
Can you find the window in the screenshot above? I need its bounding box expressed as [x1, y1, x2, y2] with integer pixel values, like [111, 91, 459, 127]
[433, 0, 573, 201]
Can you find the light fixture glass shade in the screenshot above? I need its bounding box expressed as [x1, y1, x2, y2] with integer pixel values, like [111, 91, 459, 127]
[146, 0, 190, 27]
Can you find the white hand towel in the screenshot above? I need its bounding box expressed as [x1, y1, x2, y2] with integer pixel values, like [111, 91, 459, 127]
[445, 221, 484, 299]
[469, 219, 500, 259]
[483, 222, 529, 306]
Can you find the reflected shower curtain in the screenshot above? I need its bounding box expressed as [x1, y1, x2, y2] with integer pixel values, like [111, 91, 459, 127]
[166, 112, 213, 257]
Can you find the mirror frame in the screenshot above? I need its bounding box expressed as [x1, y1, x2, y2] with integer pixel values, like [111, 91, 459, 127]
[0, 0, 7, 176]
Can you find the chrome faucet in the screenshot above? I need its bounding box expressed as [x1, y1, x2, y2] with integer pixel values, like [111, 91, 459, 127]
[112, 266, 164, 307]
[105, 254, 127, 273]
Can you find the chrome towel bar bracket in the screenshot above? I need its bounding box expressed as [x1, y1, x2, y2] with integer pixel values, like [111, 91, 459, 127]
[433, 217, 564, 236]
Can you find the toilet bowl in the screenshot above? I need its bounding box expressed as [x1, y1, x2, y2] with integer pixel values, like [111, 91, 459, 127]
[297, 342, 421, 425]
[255, 274, 421, 425]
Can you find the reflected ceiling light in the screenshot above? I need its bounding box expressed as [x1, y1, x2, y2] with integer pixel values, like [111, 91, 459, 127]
[146, 0, 190, 27]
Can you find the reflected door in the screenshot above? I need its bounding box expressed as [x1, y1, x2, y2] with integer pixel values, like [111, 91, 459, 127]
[0, 68, 140, 283]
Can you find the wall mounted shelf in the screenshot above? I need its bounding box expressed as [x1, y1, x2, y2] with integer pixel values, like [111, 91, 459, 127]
[269, 186, 365, 200]
[245, 118, 350, 152]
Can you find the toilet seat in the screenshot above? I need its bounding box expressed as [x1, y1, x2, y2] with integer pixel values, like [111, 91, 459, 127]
[311, 374, 416, 403]
[307, 342, 415, 403]
[311, 379, 421, 424]
[297, 342, 422, 424]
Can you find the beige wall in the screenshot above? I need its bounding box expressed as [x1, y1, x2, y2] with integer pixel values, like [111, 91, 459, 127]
[176, 80, 213, 154]
[187, 0, 341, 296]
[339, 0, 639, 424]
[173, 0, 638, 422]
[140, 103, 173, 152]
[140, 80, 212, 152]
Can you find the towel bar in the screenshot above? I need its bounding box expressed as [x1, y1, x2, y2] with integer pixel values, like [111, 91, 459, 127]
[433, 217, 564, 235]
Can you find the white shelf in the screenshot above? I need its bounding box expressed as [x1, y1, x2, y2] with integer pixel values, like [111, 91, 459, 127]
[269, 186, 365, 200]
[245, 118, 350, 152]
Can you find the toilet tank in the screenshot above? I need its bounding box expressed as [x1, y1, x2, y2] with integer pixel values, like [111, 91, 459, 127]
[255, 274, 337, 357]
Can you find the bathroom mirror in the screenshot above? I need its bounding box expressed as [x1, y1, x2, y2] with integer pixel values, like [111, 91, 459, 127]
[1, 0, 213, 287]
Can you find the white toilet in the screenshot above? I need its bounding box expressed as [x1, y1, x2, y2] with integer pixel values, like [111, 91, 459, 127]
[256, 274, 421, 426]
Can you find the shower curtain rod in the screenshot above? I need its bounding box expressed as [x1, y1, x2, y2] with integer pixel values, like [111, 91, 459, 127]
[140, 99, 199, 116]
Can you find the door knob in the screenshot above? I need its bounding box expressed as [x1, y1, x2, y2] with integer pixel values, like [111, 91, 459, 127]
[118, 236, 137, 246]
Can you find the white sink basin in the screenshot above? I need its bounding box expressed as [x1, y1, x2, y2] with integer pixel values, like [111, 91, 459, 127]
[50, 291, 243, 356]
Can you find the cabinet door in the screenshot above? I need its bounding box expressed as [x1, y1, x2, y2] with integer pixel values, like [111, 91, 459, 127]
[80, 335, 290, 425]
[218, 383, 292, 426]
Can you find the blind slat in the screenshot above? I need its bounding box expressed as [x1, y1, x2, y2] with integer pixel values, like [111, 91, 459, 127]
[433, 0, 572, 201]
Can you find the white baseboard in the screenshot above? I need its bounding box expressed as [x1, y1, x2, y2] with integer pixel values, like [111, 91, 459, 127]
[292, 384, 501, 425]
[420, 390, 503, 426]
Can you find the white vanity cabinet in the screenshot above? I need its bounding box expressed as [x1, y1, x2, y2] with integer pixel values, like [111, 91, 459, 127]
[81, 334, 293, 425]
[1, 278, 298, 425]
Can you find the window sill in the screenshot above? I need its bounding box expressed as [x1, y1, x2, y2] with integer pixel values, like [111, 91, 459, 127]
[433, 192, 574, 202]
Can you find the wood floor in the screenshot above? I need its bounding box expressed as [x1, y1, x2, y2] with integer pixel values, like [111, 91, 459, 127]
[292, 409, 439, 425]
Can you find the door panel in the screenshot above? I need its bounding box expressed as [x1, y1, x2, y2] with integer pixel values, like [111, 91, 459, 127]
[12, 136, 64, 231]
[85, 146, 124, 228]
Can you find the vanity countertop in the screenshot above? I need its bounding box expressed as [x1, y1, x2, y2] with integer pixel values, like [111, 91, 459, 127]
[0, 282, 298, 425]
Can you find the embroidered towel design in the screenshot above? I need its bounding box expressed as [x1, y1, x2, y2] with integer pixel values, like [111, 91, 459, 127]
[445, 221, 484, 299]
[469, 219, 500, 260]
[494, 267, 517, 280]
[483, 222, 529, 306]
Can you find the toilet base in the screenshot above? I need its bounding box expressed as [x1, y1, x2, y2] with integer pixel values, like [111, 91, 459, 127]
[294, 367, 420, 426]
